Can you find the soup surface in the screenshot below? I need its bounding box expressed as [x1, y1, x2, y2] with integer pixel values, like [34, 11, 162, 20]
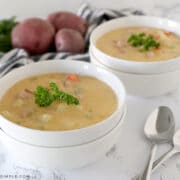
[0, 73, 117, 131]
[96, 26, 180, 62]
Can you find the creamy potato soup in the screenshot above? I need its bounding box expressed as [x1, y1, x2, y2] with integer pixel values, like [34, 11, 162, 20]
[0, 73, 117, 131]
[96, 26, 180, 62]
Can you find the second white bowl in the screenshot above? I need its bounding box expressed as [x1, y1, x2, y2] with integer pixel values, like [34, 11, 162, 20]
[90, 16, 180, 74]
[90, 49, 180, 97]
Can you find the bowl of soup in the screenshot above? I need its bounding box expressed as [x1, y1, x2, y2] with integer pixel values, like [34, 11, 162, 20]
[0, 60, 126, 168]
[90, 16, 180, 96]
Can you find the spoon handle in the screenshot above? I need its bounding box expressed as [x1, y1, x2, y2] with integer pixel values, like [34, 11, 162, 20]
[140, 144, 157, 180]
[152, 148, 178, 172]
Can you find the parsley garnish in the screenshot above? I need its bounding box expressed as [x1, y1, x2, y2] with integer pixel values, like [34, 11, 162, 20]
[128, 32, 160, 51]
[34, 82, 79, 107]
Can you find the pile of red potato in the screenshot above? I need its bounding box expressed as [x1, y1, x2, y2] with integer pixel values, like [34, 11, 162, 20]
[11, 12, 88, 55]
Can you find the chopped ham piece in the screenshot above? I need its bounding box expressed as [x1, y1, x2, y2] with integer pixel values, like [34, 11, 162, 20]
[17, 89, 33, 99]
[20, 107, 33, 118]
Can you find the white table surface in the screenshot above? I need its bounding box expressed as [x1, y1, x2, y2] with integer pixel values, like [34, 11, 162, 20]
[1, 1, 180, 180]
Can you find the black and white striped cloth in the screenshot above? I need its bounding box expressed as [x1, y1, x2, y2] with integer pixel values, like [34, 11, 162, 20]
[0, 3, 144, 77]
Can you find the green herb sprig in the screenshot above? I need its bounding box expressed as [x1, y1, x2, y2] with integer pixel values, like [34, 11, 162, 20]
[128, 32, 160, 51]
[34, 82, 79, 107]
[0, 17, 18, 52]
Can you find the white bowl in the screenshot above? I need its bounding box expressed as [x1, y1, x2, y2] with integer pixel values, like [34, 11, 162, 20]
[90, 16, 180, 96]
[0, 60, 126, 147]
[0, 108, 126, 169]
[90, 49, 180, 97]
[90, 16, 180, 74]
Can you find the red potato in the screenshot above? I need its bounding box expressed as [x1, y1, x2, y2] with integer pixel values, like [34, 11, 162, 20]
[11, 18, 55, 54]
[47, 12, 87, 35]
[55, 28, 85, 53]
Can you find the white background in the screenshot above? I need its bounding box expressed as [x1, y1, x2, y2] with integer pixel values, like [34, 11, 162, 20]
[0, 0, 180, 20]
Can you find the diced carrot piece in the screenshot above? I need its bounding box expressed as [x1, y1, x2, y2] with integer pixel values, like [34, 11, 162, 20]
[164, 31, 172, 36]
[67, 74, 79, 81]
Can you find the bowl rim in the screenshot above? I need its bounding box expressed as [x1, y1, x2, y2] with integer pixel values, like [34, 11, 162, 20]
[0, 60, 126, 138]
[90, 15, 180, 74]
[90, 48, 180, 75]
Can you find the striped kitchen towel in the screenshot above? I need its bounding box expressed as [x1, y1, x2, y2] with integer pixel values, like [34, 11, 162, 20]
[0, 3, 144, 77]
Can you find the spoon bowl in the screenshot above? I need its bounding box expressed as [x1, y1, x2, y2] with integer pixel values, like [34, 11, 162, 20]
[144, 106, 175, 143]
[140, 106, 175, 180]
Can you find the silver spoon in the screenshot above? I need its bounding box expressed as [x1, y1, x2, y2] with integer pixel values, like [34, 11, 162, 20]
[140, 106, 175, 180]
[152, 129, 180, 171]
